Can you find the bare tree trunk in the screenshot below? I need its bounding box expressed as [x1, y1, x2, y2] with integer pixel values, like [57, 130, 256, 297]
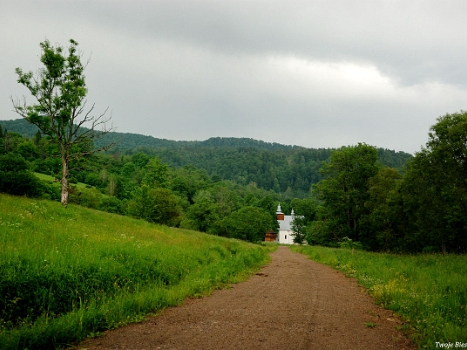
[108, 176, 117, 196]
[61, 156, 69, 206]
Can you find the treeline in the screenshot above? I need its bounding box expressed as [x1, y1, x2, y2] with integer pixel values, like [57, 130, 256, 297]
[0, 124, 290, 242]
[5, 113, 464, 254]
[0, 119, 409, 246]
[0, 118, 412, 198]
[307, 111, 467, 254]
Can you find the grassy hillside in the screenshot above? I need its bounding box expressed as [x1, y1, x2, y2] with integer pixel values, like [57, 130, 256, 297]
[0, 194, 272, 349]
[291, 245, 467, 348]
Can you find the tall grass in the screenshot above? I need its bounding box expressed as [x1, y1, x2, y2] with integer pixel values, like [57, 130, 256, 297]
[291, 245, 467, 349]
[0, 194, 272, 349]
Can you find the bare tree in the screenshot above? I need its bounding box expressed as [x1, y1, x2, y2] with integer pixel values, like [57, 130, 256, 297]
[12, 39, 115, 206]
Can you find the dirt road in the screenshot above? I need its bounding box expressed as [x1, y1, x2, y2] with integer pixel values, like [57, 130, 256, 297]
[77, 246, 414, 349]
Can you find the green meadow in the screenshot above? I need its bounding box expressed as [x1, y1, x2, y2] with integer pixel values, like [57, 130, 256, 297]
[0, 194, 272, 349]
[291, 245, 467, 349]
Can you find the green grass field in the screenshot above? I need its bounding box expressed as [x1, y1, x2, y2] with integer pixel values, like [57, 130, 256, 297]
[34, 172, 91, 189]
[0, 194, 273, 349]
[291, 245, 467, 349]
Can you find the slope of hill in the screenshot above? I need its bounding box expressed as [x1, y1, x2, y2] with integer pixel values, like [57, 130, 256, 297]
[0, 119, 295, 151]
[0, 118, 412, 196]
[0, 193, 270, 349]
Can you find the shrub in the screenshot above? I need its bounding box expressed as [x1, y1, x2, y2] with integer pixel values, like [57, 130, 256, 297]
[0, 153, 42, 197]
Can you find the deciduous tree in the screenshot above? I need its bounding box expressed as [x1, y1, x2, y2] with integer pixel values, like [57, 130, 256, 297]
[401, 111, 467, 253]
[218, 206, 273, 242]
[12, 39, 114, 206]
[314, 143, 379, 243]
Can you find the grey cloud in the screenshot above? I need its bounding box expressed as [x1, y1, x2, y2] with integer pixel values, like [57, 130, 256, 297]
[2, 0, 467, 154]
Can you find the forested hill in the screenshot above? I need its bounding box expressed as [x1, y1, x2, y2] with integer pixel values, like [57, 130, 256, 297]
[0, 118, 412, 197]
[0, 119, 296, 151]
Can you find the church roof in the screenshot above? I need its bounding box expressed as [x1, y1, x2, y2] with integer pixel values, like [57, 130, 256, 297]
[276, 204, 302, 231]
[279, 214, 294, 231]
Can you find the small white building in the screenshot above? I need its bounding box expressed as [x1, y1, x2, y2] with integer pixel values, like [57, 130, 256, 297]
[276, 204, 298, 245]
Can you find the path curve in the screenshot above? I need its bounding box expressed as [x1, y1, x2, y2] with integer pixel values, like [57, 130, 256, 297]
[77, 247, 414, 349]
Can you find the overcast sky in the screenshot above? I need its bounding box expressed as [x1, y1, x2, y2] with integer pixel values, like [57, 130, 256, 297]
[2, 1, 467, 154]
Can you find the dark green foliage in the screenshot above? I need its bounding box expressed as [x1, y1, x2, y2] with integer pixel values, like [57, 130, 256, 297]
[0, 152, 29, 172]
[1, 119, 412, 198]
[99, 196, 124, 214]
[128, 186, 183, 226]
[0, 153, 42, 197]
[290, 197, 318, 223]
[0, 118, 423, 250]
[69, 186, 102, 209]
[183, 190, 220, 232]
[291, 215, 307, 244]
[360, 167, 403, 251]
[2, 109, 466, 256]
[217, 206, 273, 242]
[399, 111, 467, 253]
[17, 141, 39, 162]
[313, 143, 380, 245]
[0, 119, 38, 137]
[84, 172, 101, 187]
[308, 111, 467, 253]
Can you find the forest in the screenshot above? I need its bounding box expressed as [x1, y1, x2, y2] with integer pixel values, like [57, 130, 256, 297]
[1, 110, 466, 254]
[1, 117, 413, 242]
[0, 118, 411, 197]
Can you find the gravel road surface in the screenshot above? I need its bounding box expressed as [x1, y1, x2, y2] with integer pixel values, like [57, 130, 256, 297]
[77, 246, 414, 350]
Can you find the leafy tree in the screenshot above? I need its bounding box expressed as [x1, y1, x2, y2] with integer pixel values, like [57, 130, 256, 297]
[12, 39, 114, 206]
[243, 193, 259, 207]
[127, 185, 182, 226]
[400, 111, 467, 253]
[69, 186, 102, 209]
[258, 195, 279, 230]
[291, 215, 307, 244]
[142, 157, 168, 187]
[131, 152, 151, 168]
[290, 197, 318, 223]
[16, 141, 39, 162]
[121, 162, 137, 178]
[183, 190, 220, 232]
[314, 143, 379, 244]
[98, 196, 122, 214]
[0, 153, 42, 197]
[218, 206, 273, 242]
[210, 183, 241, 217]
[360, 167, 403, 251]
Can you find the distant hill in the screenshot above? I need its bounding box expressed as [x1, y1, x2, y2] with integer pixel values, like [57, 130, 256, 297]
[0, 118, 295, 151]
[0, 118, 412, 196]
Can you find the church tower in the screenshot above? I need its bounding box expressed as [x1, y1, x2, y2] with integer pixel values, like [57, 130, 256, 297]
[276, 204, 284, 221]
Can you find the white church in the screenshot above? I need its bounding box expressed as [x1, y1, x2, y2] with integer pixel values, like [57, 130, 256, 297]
[275, 204, 300, 245]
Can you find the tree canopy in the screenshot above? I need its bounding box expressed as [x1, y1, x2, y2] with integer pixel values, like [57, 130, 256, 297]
[12, 39, 113, 206]
[314, 143, 380, 244]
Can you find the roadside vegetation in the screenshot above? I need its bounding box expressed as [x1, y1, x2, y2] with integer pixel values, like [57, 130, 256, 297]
[2, 37, 467, 350]
[291, 245, 467, 348]
[0, 194, 272, 349]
